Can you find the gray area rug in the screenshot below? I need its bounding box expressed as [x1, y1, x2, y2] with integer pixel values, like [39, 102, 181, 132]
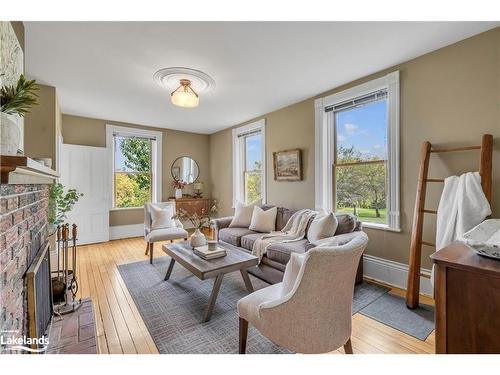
[118, 256, 387, 354]
[118, 257, 290, 353]
[360, 293, 434, 340]
[352, 282, 389, 314]
[118, 256, 433, 353]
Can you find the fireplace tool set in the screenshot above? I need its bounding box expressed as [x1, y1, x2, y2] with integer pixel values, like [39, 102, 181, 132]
[51, 223, 82, 315]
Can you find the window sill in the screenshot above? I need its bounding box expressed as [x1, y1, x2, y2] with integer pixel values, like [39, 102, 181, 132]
[110, 207, 143, 212]
[362, 222, 401, 233]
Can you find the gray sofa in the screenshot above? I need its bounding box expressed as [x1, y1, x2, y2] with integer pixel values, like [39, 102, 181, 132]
[211, 205, 364, 285]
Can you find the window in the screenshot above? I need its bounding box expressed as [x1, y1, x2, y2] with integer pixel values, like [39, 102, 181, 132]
[333, 91, 388, 225]
[315, 71, 400, 231]
[106, 125, 162, 209]
[232, 119, 266, 206]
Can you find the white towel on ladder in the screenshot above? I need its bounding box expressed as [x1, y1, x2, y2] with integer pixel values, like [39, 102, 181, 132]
[432, 172, 491, 287]
[436, 171, 491, 251]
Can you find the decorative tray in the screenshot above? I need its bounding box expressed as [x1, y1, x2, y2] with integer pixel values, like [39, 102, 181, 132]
[459, 219, 500, 260]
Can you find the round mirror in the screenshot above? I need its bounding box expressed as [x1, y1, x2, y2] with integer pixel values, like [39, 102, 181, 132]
[171, 156, 199, 184]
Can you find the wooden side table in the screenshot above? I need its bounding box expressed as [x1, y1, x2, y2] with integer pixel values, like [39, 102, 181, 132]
[169, 197, 210, 216]
[431, 242, 500, 353]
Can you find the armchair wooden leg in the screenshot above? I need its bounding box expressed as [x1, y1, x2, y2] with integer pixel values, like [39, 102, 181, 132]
[149, 243, 154, 264]
[343, 338, 353, 354]
[239, 317, 248, 354]
[145, 242, 149, 255]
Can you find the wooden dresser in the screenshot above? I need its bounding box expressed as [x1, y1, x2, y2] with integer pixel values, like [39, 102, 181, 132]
[431, 242, 500, 353]
[169, 197, 211, 216]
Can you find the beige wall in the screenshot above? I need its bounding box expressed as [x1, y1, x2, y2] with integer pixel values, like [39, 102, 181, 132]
[62, 114, 211, 227]
[24, 85, 60, 166]
[13, 23, 61, 171]
[10, 21, 24, 52]
[209, 27, 500, 268]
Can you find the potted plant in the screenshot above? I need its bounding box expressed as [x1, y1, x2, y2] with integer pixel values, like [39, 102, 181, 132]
[0, 74, 39, 155]
[48, 183, 83, 231]
[172, 178, 187, 199]
[174, 200, 218, 248]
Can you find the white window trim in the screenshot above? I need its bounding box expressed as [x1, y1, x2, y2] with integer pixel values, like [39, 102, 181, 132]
[314, 71, 400, 231]
[232, 119, 266, 207]
[106, 124, 163, 210]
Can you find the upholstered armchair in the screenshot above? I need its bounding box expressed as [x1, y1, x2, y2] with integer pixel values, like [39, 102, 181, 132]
[237, 232, 368, 354]
[144, 202, 188, 264]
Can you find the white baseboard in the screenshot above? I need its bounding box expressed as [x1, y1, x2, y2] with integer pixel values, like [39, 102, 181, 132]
[109, 223, 144, 240]
[363, 254, 433, 297]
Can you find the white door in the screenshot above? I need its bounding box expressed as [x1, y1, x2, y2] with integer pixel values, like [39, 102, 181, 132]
[59, 143, 110, 244]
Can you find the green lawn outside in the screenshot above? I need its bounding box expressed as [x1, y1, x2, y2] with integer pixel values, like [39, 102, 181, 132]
[337, 207, 387, 224]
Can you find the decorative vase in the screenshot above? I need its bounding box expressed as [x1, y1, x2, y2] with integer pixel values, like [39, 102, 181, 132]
[175, 188, 183, 199]
[190, 228, 206, 248]
[0, 112, 21, 155]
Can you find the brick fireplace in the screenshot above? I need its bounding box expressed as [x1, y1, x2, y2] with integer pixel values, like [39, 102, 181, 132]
[0, 183, 50, 343]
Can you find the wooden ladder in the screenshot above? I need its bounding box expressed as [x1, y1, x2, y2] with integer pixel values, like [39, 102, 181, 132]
[406, 134, 493, 309]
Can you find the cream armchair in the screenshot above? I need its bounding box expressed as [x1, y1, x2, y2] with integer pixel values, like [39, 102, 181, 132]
[237, 232, 368, 354]
[144, 202, 188, 264]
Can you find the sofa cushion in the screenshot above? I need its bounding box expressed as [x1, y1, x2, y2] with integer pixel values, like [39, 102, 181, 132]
[266, 239, 309, 265]
[229, 202, 257, 228]
[276, 207, 298, 231]
[335, 213, 357, 235]
[249, 206, 277, 232]
[240, 232, 267, 251]
[219, 227, 257, 247]
[307, 213, 338, 242]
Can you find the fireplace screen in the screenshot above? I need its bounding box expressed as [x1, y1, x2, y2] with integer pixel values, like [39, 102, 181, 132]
[26, 241, 53, 349]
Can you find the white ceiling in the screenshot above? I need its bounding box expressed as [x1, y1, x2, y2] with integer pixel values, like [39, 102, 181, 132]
[25, 22, 498, 134]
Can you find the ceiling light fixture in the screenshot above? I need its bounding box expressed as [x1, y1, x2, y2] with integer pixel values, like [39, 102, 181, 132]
[153, 67, 215, 109]
[170, 79, 199, 108]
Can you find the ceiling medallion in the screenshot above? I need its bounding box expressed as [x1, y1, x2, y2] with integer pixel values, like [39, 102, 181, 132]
[153, 67, 215, 108]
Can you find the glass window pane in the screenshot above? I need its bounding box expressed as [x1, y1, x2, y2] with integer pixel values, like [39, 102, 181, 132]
[244, 171, 262, 204]
[335, 99, 387, 163]
[245, 134, 262, 171]
[114, 136, 151, 172]
[335, 162, 387, 225]
[115, 173, 151, 208]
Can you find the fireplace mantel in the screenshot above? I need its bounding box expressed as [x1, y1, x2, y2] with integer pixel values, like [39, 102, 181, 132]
[1, 155, 59, 184]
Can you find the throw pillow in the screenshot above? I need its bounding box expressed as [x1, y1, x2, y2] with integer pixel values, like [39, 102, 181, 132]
[307, 212, 338, 242]
[249, 206, 277, 233]
[150, 204, 175, 230]
[335, 213, 357, 235]
[229, 202, 255, 228]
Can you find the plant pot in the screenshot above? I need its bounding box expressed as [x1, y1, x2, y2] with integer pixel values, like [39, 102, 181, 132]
[190, 228, 206, 248]
[0, 112, 21, 155]
[175, 188, 183, 199]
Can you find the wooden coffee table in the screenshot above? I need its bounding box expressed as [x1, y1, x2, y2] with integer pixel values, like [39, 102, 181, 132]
[162, 241, 259, 322]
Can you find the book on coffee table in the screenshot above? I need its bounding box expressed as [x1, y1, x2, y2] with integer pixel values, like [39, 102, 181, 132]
[194, 245, 227, 260]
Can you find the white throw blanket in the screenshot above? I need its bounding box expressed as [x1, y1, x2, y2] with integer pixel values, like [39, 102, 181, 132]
[436, 171, 491, 250]
[252, 209, 316, 262]
[433, 171, 490, 287]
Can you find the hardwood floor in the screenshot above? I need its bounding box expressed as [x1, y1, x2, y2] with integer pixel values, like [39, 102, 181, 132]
[74, 237, 435, 354]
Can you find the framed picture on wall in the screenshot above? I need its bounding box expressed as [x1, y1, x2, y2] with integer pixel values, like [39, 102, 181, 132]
[273, 149, 302, 181]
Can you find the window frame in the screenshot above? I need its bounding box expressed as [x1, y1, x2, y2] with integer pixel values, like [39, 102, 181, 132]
[232, 119, 266, 207]
[314, 71, 400, 232]
[106, 124, 163, 210]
